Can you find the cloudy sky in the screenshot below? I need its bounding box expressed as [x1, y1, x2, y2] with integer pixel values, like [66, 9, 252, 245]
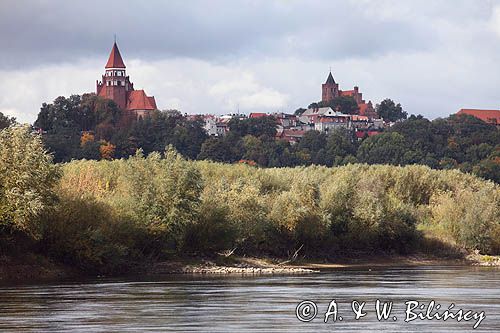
[0, 0, 499, 123]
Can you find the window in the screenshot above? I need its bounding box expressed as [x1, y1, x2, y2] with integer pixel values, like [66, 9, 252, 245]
[117, 81, 121, 86]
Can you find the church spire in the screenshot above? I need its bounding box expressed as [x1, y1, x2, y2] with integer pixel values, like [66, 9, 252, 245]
[105, 42, 126, 69]
[325, 71, 335, 85]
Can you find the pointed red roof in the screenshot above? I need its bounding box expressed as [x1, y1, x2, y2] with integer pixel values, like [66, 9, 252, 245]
[105, 42, 126, 69]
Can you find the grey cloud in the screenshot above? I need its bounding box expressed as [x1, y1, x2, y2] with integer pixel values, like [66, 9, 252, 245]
[1, 0, 499, 123]
[0, 0, 443, 69]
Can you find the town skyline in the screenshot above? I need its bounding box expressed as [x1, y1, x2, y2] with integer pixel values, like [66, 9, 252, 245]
[1, 0, 499, 123]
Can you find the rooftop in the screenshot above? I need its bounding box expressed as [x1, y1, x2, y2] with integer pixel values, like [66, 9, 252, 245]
[457, 109, 500, 125]
[105, 42, 126, 69]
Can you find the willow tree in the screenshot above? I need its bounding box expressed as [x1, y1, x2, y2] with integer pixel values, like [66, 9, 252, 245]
[0, 125, 60, 239]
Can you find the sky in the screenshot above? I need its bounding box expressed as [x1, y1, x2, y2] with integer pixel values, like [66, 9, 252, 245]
[0, 0, 499, 123]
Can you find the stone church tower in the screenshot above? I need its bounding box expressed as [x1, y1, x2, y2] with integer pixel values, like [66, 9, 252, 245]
[321, 71, 339, 103]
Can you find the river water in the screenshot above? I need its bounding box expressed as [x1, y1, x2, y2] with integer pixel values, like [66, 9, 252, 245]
[0, 266, 498, 332]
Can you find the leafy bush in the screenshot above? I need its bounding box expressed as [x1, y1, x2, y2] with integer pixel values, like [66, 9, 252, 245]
[49, 154, 500, 272]
[40, 195, 144, 274]
[430, 186, 500, 253]
[0, 126, 60, 239]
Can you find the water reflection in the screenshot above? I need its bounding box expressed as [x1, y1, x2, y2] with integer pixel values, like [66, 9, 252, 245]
[0, 266, 498, 332]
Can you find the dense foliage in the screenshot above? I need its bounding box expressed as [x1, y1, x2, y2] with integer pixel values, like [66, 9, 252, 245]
[34, 94, 207, 162]
[50, 156, 500, 273]
[34, 95, 499, 183]
[42, 147, 202, 272]
[0, 111, 16, 130]
[376, 98, 408, 122]
[0, 126, 59, 239]
[0, 124, 498, 275]
[309, 96, 360, 115]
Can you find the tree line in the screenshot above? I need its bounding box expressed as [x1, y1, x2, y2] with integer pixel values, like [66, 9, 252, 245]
[24, 94, 500, 183]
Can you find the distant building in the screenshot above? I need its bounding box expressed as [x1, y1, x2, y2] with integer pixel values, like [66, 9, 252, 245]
[273, 112, 297, 128]
[350, 115, 370, 130]
[457, 109, 500, 127]
[299, 106, 336, 124]
[276, 129, 306, 144]
[96, 42, 157, 120]
[321, 71, 377, 119]
[203, 115, 229, 136]
[249, 112, 268, 118]
[314, 112, 351, 132]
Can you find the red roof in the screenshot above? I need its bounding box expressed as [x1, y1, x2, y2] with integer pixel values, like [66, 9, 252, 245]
[126, 90, 156, 111]
[105, 42, 126, 69]
[355, 131, 381, 139]
[249, 112, 267, 118]
[319, 117, 347, 123]
[276, 129, 305, 143]
[340, 90, 355, 97]
[457, 109, 500, 125]
[147, 96, 157, 109]
[358, 103, 368, 115]
[351, 115, 368, 121]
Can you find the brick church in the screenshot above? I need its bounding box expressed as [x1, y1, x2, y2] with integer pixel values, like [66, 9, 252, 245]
[96, 42, 157, 119]
[321, 71, 377, 119]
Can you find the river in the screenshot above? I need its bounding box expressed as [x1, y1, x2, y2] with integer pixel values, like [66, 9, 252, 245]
[0, 266, 498, 332]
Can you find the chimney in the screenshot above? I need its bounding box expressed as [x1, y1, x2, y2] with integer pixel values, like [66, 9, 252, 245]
[354, 86, 359, 92]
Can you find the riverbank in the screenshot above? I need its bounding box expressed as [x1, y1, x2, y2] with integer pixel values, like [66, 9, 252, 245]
[467, 253, 500, 266]
[147, 253, 500, 275]
[2, 252, 499, 284]
[0, 253, 78, 284]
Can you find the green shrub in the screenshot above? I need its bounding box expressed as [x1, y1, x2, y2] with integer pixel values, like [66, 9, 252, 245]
[55, 156, 500, 265]
[0, 126, 60, 239]
[40, 195, 143, 274]
[430, 186, 500, 254]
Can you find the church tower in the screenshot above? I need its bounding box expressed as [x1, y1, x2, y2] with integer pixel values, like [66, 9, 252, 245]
[96, 41, 157, 124]
[96, 42, 134, 110]
[321, 71, 339, 103]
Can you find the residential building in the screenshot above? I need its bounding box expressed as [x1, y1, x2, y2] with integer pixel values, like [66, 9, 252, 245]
[314, 112, 351, 132]
[276, 129, 306, 144]
[273, 112, 297, 128]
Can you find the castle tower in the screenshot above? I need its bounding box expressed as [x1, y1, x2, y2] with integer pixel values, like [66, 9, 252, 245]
[96, 42, 134, 110]
[322, 71, 339, 103]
